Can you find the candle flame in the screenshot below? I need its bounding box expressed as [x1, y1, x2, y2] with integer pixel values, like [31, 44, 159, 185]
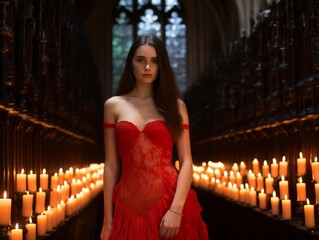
[54, 173, 58, 177]
[21, 169, 25, 174]
[263, 160, 268, 166]
[251, 187, 255, 191]
[29, 217, 32, 224]
[299, 152, 303, 158]
[59, 168, 63, 173]
[285, 194, 288, 200]
[272, 191, 276, 197]
[39, 187, 42, 192]
[299, 177, 303, 183]
[43, 168, 46, 174]
[315, 157, 318, 163]
[272, 158, 277, 164]
[15, 223, 19, 229]
[281, 175, 285, 181]
[261, 188, 264, 193]
[267, 173, 271, 178]
[240, 161, 245, 166]
[282, 156, 286, 162]
[307, 198, 310, 205]
[48, 206, 51, 211]
[3, 191, 7, 199]
[253, 158, 258, 163]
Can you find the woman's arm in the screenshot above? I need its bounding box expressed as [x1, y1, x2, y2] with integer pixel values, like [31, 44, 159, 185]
[159, 99, 193, 239]
[170, 99, 193, 213]
[100, 98, 121, 240]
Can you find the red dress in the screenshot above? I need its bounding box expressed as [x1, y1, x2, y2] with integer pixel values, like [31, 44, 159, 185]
[104, 120, 208, 240]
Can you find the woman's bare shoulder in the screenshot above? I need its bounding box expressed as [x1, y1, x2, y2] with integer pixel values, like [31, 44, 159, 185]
[104, 96, 126, 107]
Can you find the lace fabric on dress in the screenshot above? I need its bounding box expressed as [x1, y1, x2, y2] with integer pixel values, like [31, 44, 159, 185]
[104, 120, 208, 240]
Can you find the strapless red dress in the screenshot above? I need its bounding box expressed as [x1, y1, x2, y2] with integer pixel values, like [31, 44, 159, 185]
[104, 120, 208, 240]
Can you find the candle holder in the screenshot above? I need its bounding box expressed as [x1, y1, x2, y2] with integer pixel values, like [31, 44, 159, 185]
[0, 225, 10, 240]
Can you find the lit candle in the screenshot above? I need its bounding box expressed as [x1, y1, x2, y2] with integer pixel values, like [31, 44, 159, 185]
[37, 212, 47, 236]
[271, 158, 278, 178]
[40, 168, 49, 191]
[262, 160, 269, 178]
[297, 152, 306, 176]
[279, 156, 288, 177]
[16, 169, 26, 192]
[240, 161, 246, 175]
[35, 188, 46, 214]
[279, 176, 289, 200]
[50, 189, 58, 208]
[271, 191, 279, 215]
[258, 189, 267, 210]
[11, 223, 23, 240]
[311, 157, 319, 182]
[239, 184, 246, 203]
[25, 217, 36, 240]
[281, 194, 291, 220]
[265, 174, 274, 195]
[249, 187, 257, 207]
[45, 206, 53, 232]
[58, 168, 64, 185]
[256, 173, 264, 191]
[304, 198, 315, 228]
[22, 191, 33, 217]
[247, 171, 256, 189]
[0, 191, 11, 226]
[51, 173, 59, 190]
[235, 172, 242, 187]
[27, 170, 37, 192]
[296, 177, 307, 202]
[252, 158, 259, 176]
[232, 163, 239, 174]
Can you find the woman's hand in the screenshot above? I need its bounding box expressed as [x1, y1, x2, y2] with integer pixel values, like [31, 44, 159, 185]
[100, 222, 112, 240]
[159, 209, 182, 239]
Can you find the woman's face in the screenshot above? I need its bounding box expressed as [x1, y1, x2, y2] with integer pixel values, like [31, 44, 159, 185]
[132, 45, 159, 85]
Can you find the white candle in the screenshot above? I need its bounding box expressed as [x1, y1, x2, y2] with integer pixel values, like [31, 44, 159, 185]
[27, 170, 37, 192]
[22, 191, 33, 217]
[297, 152, 306, 175]
[35, 188, 46, 214]
[40, 168, 49, 191]
[0, 191, 11, 226]
[271, 158, 279, 178]
[296, 177, 307, 202]
[45, 206, 53, 232]
[279, 156, 288, 177]
[281, 195, 291, 220]
[25, 217, 36, 240]
[256, 173, 264, 191]
[271, 191, 280, 215]
[240, 161, 246, 175]
[252, 158, 259, 176]
[51, 173, 59, 190]
[11, 223, 23, 240]
[304, 198, 315, 228]
[249, 187, 257, 207]
[235, 172, 242, 187]
[58, 168, 64, 185]
[16, 169, 26, 192]
[265, 174, 274, 195]
[279, 176, 289, 200]
[311, 157, 319, 182]
[50, 189, 58, 208]
[258, 189, 267, 210]
[37, 213, 47, 236]
[262, 160, 269, 178]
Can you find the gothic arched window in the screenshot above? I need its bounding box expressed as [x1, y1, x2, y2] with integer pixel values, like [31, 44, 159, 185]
[112, 0, 186, 94]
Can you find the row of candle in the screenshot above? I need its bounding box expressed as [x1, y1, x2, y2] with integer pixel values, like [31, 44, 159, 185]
[192, 153, 319, 229]
[0, 163, 104, 240]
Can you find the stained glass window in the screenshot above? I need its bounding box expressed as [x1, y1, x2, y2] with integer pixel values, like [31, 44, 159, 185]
[112, 0, 186, 94]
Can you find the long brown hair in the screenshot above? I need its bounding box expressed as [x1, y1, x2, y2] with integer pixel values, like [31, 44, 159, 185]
[116, 35, 183, 141]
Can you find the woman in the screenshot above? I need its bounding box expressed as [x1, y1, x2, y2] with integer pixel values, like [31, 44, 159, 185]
[100, 35, 208, 240]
